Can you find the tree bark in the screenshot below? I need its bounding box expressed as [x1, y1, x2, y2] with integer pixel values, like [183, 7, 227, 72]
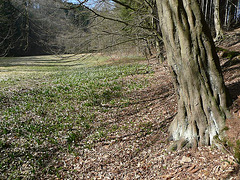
[224, 0, 229, 27]
[156, 0, 231, 149]
[214, 0, 223, 41]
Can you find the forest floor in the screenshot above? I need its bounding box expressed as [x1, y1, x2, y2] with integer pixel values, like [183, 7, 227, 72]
[60, 62, 240, 180]
[0, 29, 240, 179]
[57, 30, 240, 179]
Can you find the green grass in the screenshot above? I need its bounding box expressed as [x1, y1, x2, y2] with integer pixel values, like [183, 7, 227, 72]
[0, 53, 151, 179]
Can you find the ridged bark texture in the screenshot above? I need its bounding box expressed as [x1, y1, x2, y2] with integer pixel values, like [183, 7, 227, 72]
[156, 0, 230, 148]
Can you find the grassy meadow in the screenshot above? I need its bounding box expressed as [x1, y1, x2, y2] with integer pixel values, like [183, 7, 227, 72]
[0, 54, 151, 179]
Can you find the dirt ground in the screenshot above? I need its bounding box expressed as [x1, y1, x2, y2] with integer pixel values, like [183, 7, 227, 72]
[48, 30, 240, 180]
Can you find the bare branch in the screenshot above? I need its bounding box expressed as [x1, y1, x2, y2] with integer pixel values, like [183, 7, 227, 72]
[111, 0, 136, 11]
[83, 5, 153, 31]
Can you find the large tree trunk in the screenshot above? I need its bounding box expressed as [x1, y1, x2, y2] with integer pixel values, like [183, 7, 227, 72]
[156, 0, 231, 149]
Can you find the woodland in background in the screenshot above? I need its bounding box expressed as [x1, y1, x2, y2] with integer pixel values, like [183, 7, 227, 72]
[0, 0, 239, 57]
[0, 0, 90, 56]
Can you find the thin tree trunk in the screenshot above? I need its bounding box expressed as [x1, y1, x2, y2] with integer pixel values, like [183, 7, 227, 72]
[214, 0, 223, 41]
[156, 0, 230, 149]
[228, 4, 235, 29]
[209, 0, 213, 24]
[230, 0, 239, 25]
[224, 0, 229, 27]
[237, 0, 240, 23]
[205, 0, 209, 19]
[24, 0, 30, 51]
[201, 0, 205, 13]
[156, 38, 164, 64]
[146, 39, 153, 56]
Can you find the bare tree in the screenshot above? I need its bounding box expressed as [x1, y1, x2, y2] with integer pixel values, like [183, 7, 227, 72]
[61, 0, 162, 57]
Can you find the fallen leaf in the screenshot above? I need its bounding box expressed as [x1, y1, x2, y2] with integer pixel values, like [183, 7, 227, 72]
[159, 174, 173, 179]
[187, 165, 196, 172]
[180, 156, 192, 164]
[190, 168, 200, 173]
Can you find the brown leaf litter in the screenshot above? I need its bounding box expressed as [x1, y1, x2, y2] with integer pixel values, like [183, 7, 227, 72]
[42, 30, 240, 179]
[42, 52, 240, 179]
